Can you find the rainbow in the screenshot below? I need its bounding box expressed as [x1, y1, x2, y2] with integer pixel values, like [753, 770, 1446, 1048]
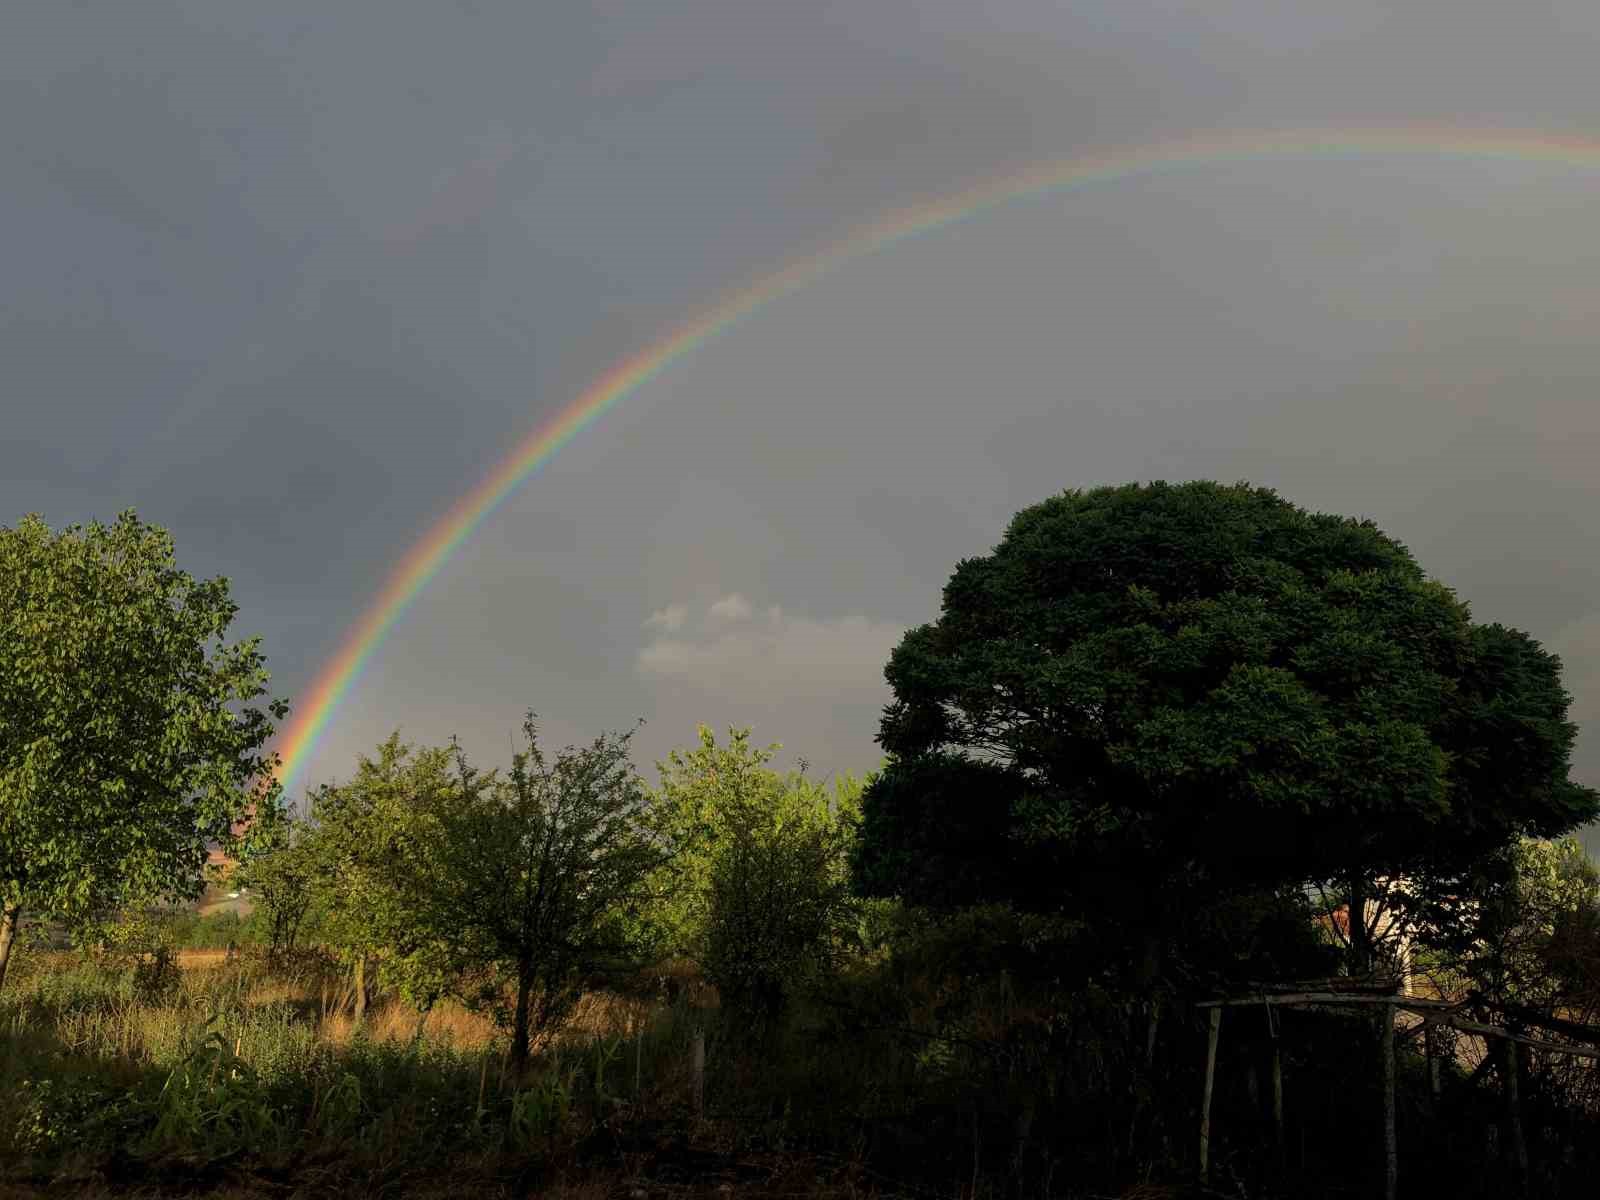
[272, 123, 1600, 796]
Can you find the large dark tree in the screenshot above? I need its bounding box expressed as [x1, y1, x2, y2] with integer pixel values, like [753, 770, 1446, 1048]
[855, 482, 1596, 975]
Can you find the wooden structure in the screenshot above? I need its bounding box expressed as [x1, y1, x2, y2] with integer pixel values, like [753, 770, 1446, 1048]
[1196, 977, 1600, 1199]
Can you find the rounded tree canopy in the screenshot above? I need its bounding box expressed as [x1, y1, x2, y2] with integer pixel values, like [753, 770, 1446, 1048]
[0, 511, 286, 924]
[861, 482, 1596, 908]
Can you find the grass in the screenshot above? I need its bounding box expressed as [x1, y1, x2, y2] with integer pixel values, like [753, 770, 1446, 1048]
[12, 923, 1582, 1199]
[0, 946, 737, 1197]
[3, 935, 1122, 1199]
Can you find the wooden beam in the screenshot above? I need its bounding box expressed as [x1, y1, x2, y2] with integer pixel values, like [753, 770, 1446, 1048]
[1198, 993, 1446, 1009]
[1447, 1017, 1600, 1061]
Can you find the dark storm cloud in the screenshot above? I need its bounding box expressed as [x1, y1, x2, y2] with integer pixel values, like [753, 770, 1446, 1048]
[4, 1, 1600, 857]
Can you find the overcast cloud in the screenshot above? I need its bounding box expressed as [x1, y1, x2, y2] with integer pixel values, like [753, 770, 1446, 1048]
[4, 1, 1599, 850]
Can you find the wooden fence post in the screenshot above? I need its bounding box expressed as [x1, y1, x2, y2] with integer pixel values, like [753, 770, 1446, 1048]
[691, 1027, 705, 1117]
[1271, 1032, 1285, 1170]
[1426, 1022, 1441, 1103]
[1505, 1038, 1528, 1193]
[1200, 1007, 1221, 1182]
[1380, 1000, 1397, 1200]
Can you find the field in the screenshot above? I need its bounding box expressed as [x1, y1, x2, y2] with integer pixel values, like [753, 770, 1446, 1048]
[1, 945, 863, 1200]
[7, 936, 1054, 1200]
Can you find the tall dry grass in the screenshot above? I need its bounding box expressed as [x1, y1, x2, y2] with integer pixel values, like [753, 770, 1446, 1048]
[0, 944, 718, 1195]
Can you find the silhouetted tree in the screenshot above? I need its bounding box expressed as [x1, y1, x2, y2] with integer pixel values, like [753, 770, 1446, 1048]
[857, 482, 1597, 979]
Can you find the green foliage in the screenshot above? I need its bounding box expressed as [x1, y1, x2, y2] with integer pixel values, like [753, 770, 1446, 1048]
[0, 511, 286, 987]
[652, 727, 862, 1022]
[229, 791, 319, 956]
[167, 908, 263, 950]
[701, 796, 855, 1024]
[648, 727, 795, 948]
[1415, 835, 1600, 1010]
[303, 734, 462, 1014]
[863, 482, 1598, 934]
[851, 753, 1047, 911]
[437, 715, 669, 1069]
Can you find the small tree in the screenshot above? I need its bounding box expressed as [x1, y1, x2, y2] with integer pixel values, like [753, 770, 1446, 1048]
[306, 734, 461, 1025]
[229, 787, 320, 958]
[1414, 836, 1600, 1015]
[653, 727, 862, 1026]
[0, 512, 285, 991]
[438, 716, 667, 1074]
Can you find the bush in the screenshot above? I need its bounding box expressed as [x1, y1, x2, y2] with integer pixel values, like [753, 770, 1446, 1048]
[701, 801, 856, 1029]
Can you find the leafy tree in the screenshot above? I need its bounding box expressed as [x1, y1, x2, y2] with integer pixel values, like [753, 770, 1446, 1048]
[229, 789, 320, 958]
[857, 482, 1597, 979]
[1414, 836, 1600, 1015]
[0, 512, 285, 991]
[437, 716, 668, 1074]
[304, 734, 461, 1025]
[652, 727, 862, 1025]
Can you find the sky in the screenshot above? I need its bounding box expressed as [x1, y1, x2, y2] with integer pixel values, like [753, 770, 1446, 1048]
[4, 1, 1599, 850]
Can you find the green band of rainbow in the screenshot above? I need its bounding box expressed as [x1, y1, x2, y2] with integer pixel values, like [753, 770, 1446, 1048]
[273, 123, 1600, 796]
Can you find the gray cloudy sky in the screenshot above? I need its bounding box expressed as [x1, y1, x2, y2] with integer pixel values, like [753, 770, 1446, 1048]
[5, 1, 1599, 848]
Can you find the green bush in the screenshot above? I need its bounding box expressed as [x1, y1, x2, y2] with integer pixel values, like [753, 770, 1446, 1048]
[701, 806, 856, 1029]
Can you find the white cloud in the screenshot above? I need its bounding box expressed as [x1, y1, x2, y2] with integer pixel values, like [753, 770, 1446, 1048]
[638, 596, 904, 698]
[644, 602, 688, 633]
[707, 592, 753, 623]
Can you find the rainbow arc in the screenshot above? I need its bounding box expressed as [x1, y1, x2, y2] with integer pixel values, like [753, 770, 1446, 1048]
[272, 124, 1600, 797]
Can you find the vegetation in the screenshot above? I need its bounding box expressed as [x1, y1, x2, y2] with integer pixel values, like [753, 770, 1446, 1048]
[5, 491, 1600, 1198]
[0, 511, 286, 992]
[652, 727, 862, 1027]
[859, 482, 1595, 974]
[436, 716, 670, 1072]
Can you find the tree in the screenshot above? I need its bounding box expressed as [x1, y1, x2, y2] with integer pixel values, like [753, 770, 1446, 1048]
[304, 734, 461, 1025]
[857, 482, 1597, 978]
[1414, 835, 1600, 1016]
[652, 727, 861, 1026]
[438, 716, 668, 1074]
[229, 785, 319, 957]
[0, 512, 285, 991]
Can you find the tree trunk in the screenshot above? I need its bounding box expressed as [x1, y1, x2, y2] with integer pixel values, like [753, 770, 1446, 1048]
[352, 955, 369, 1027]
[510, 962, 534, 1077]
[1131, 933, 1163, 1075]
[1348, 873, 1372, 977]
[0, 905, 20, 993]
[1127, 932, 1163, 1162]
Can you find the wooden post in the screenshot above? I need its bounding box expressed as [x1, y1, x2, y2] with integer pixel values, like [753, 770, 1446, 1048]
[1505, 1038, 1528, 1193]
[1271, 1035, 1285, 1169]
[691, 1027, 705, 1116]
[1381, 1000, 1397, 1200]
[1200, 1006, 1221, 1182]
[1426, 1022, 1441, 1103]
